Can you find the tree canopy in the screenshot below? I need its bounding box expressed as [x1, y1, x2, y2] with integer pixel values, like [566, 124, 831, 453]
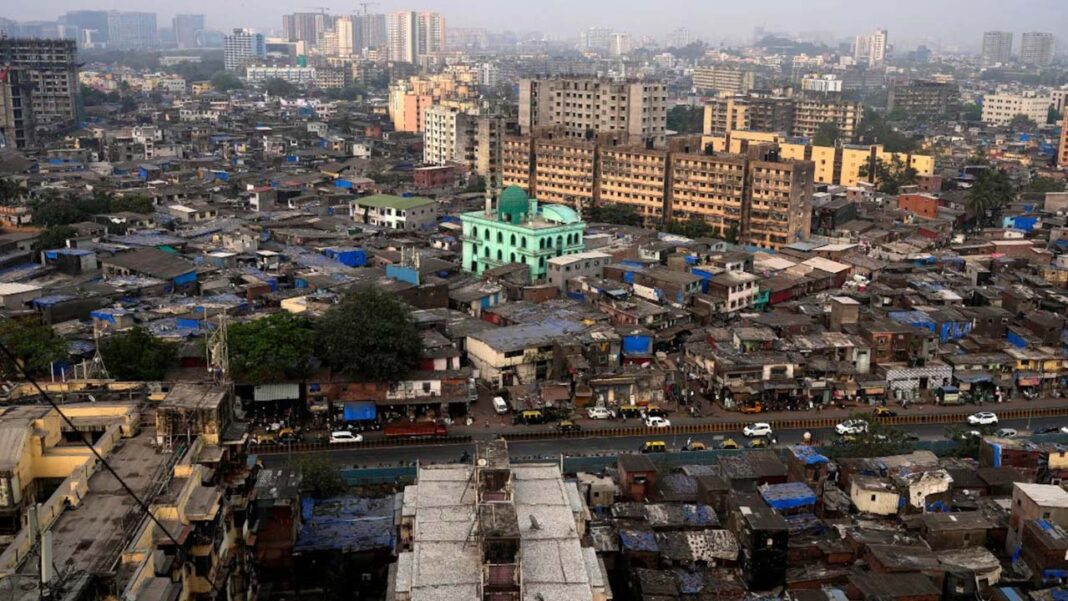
[813, 121, 843, 147]
[967, 169, 1016, 229]
[659, 218, 720, 239]
[0, 318, 67, 379]
[265, 78, 299, 97]
[1009, 113, 1038, 131]
[667, 106, 704, 134]
[289, 455, 347, 498]
[228, 312, 315, 384]
[856, 107, 916, 152]
[210, 71, 244, 92]
[860, 155, 919, 195]
[31, 191, 154, 227]
[587, 203, 644, 226]
[36, 225, 77, 251]
[1025, 176, 1066, 195]
[100, 327, 178, 381]
[315, 287, 422, 382]
[825, 412, 915, 459]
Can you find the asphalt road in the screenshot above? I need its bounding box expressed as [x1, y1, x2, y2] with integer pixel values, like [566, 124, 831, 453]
[259, 415, 1068, 469]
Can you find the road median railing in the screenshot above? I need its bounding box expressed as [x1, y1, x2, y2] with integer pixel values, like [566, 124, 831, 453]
[499, 404, 1068, 443]
[249, 434, 473, 455]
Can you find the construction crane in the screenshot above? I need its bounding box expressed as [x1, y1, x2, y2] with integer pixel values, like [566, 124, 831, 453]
[359, 1, 379, 15]
[306, 6, 331, 14]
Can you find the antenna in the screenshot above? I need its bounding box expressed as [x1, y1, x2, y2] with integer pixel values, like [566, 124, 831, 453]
[86, 321, 110, 380]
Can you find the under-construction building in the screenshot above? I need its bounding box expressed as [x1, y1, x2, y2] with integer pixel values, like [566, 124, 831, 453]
[0, 38, 79, 140]
[389, 440, 611, 601]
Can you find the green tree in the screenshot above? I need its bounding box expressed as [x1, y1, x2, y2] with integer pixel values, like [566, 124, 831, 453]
[0, 178, 22, 205]
[587, 203, 644, 226]
[228, 312, 315, 384]
[1025, 176, 1066, 194]
[1048, 105, 1062, 125]
[826, 412, 915, 459]
[967, 169, 1016, 229]
[111, 194, 154, 214]
[316, 287, 421, 382]
[856, 107, 916, 152]
[288, 455, 347, 498]
[265, 78, 299, 97]
[660, 218, 719, 239]
[961, 103, 983, 122]
[666, 106, 704, 134]
[210, 71, 244, 92]
[1009, 113, 1038, 131]
[813, 121, 843, 147]
[36, 225, 77, 251]
[31, 194, 85, 226]
[859, 155, 918, 195]
[100, 327, 178, 381]
[0, 318, 67, 379]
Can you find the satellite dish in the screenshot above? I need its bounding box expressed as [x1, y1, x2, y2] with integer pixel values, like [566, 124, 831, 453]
[477, 458, 487, 466]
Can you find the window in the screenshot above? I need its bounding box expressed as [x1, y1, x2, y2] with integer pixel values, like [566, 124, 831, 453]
[870, 494, 877, 502]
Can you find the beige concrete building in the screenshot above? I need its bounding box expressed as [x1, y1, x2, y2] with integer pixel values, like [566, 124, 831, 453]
[703, 94, 795, 137]
[792, 96, 863, 140]
[1059, 109, 1068, 167]
[705, 130, 935, 188]
[502, 131, 815, 249]
[692, 66, 757, 95]
[423, 105, 473, 166]
[981, 91, 1051, 126]
[519, 77, 667, 147]
[388, 69, 479, 132]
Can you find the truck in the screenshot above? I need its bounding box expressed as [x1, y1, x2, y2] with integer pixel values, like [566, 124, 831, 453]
[383, 422, 448, 439]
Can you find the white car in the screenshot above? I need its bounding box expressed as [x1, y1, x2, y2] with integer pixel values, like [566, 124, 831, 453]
[836, 419, 868, 436]
[587, 406, 616, 420]
[995, 428, 1018, 438]
[644, 416, 672, 428]
[329, 431, 363, 444]
[743, 423, 773, 438]
[967, 412, 998, 426]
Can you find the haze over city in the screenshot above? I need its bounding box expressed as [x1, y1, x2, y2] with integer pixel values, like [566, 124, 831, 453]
[5, 0, 1068, 47]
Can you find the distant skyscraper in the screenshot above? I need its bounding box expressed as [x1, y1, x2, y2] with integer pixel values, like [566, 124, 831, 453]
[334, 17, 354, 57]
[609, 33, 631, 57]
[282, 12, 328, 49]
[387, 11, 445, 63]
[224, 29, 266, 72]
[60, 10, 109, 45]
[667, 27, 693, 48]
[854, 28, 887, 67]
[173, 14, 205, 50]
[0, 38, 78, 143]
[355, 13, 387, 53]
[579, 27, 611, 52]
[1021, 32, 1056, 67]
[107, 12, 157, 49]
[981, 31, 1014, 66]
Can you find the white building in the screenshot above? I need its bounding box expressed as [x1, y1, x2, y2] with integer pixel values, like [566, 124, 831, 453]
[1021, 32, 1056, 67]
[801, 74, 843, 94]
[854, 28, 888, 68]
[387, 11, 445, 63]
[349, 194, 437, 230]
[981, 91, 1051, 126]
[245, 66, 316, 85]
[422, 105, 473, 166]
[223, 28, 265, 72]
[547, 251, 612, 291]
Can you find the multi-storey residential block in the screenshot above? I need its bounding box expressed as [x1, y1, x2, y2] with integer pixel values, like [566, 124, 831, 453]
[106, 11, 157, 49]
[224, 29, 266, 72]
[387, 11, 445, 63]
[0, 38, 78, 137]
[172, 14, 205, 50]
[888, 79, 961, 119]
[0, 68, 35, 148]
[792, 96, 863, 140]
[703, 94, 795, 137]
[981, 91, 1051, 126]
[1059, 110, 1068, 167]
[982, 31, 1014, 66]
[349, 194, 438, 231]
[692, 66, 758, 95]
[1021, 32, 1056, 67]
[519, 77, 668, 147]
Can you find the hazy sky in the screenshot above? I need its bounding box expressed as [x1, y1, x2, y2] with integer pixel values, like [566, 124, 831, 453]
[5, 0, 1067, 48]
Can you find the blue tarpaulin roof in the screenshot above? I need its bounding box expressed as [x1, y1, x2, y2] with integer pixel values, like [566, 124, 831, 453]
[790, 445, 829, 465]
[760, 482, 817, 511]
[619, 529, 658, 553]
[294, 496, 395, 553]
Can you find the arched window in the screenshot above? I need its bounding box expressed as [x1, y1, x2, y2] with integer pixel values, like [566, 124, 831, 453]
[510, 252, 516, 263]
[484, 228, 490, 240]
[484, 247, 489, 258]
[510, 233, 516, 246]
[539, 238, 545, 249]
[539, 257, 546, 268]
[497, 232, 503, 243]
[556, 235, 563, 248]
[521, 236, 527, 248]
[470, 226, 478, 239]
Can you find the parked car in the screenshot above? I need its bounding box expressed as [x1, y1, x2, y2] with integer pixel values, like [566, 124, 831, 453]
[967, 412, 998, 426]
[618, 405, 642, 419]
[640, 441, 667, 453]
[492, 396, 509, 414]
[743, 422, 773, 438]
[836, 419, 868, 436]
[642, 406, 668, 419]
[873, 407, 897, 417]
[644, 416, 672, 428]
[995, 428, 1018, 438]
[557, 420, 582, 433]
[586, 406, 615, 420]
[513, 410, 547, 425]
[329, 431, 363, 444]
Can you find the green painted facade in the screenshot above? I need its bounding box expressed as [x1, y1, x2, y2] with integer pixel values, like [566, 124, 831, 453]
[461, 186, 586, 283]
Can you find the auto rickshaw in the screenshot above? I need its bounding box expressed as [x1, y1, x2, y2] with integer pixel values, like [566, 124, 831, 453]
[682, 440, 707, 451]
[640, 440, 667, 453]
[719, 437, 740, 450]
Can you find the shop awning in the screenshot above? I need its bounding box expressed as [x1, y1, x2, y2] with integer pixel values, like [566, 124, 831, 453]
[955, 372, 993, 384]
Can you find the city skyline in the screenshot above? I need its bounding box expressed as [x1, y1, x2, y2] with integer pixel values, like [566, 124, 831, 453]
[3, 0, 1067, 49]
